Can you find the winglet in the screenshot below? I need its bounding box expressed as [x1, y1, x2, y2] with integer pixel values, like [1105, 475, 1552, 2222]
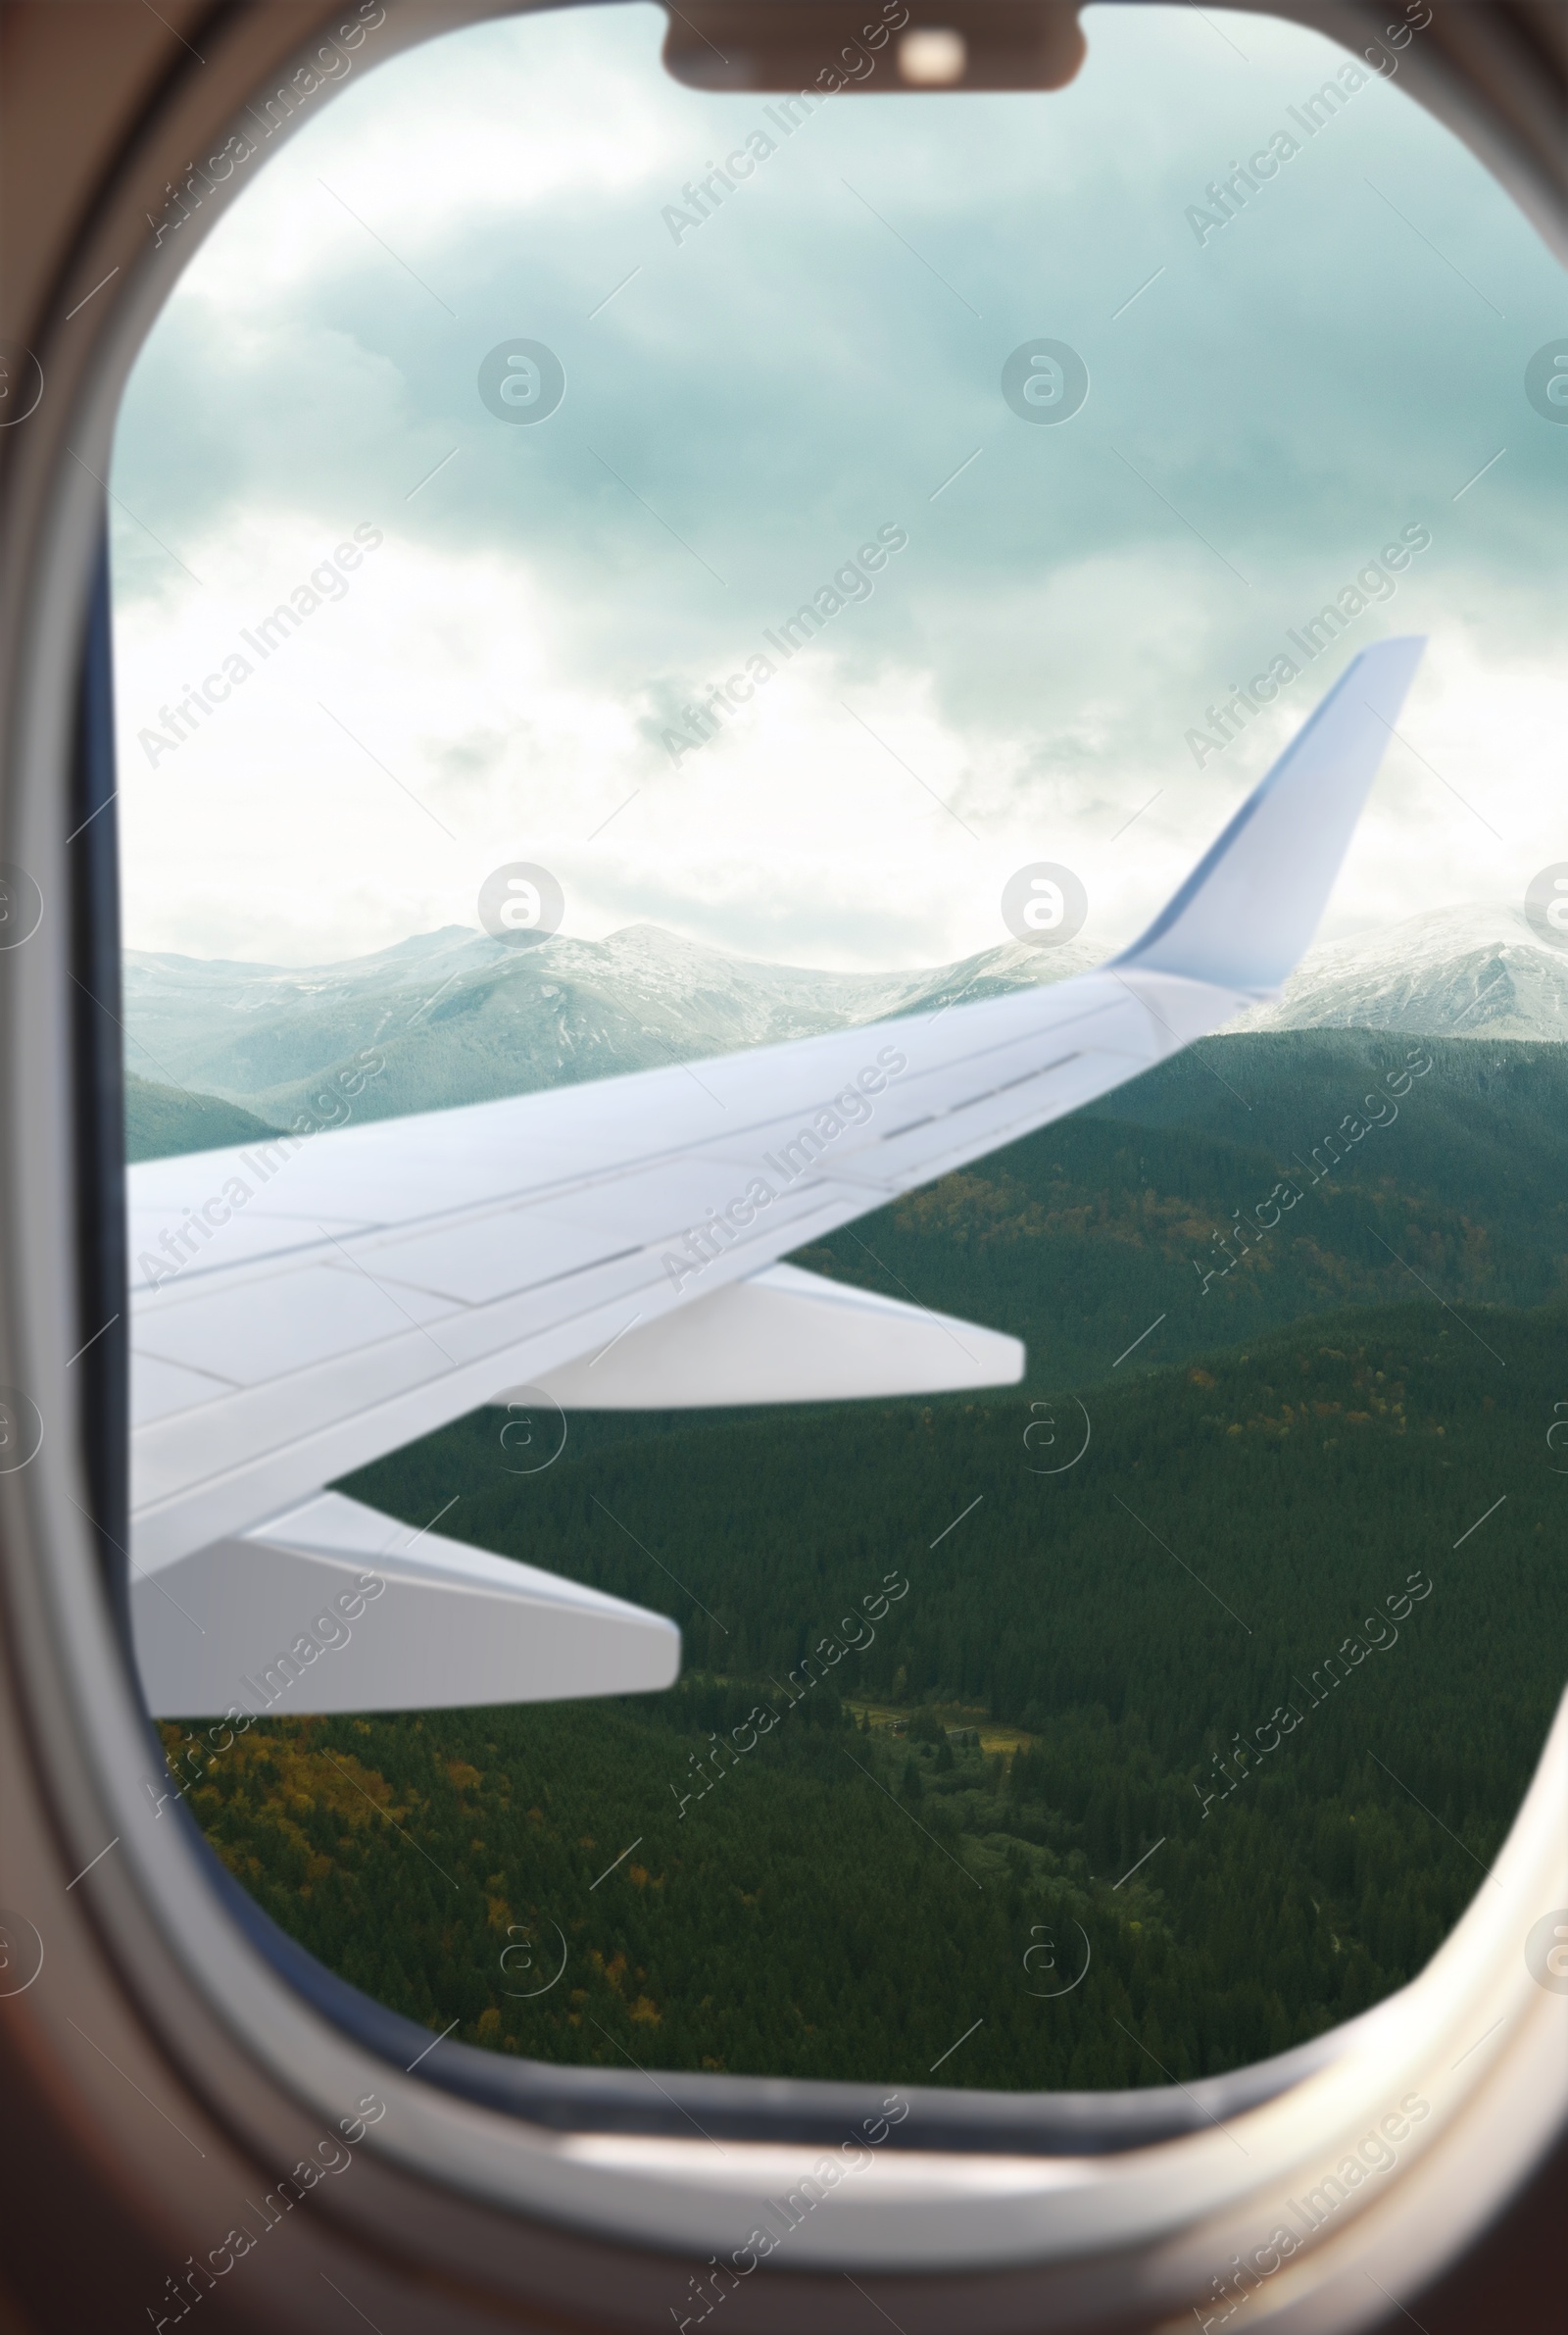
[1112, 637, 1426, 996]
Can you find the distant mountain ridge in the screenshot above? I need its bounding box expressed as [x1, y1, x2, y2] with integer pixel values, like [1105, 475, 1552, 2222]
[122, 903, 1566, 1133]
[1233, 903, 1568, 1044]
[121, 922, 1096, 1128]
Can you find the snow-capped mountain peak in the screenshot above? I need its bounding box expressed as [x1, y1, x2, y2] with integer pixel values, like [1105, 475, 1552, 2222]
[1235, 903, 1568, 1042]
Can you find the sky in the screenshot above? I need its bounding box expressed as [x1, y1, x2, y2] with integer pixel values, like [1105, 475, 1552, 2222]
[111, 2, 1567, 971]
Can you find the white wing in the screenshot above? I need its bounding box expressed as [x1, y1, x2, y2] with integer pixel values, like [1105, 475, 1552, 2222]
[128, 638, 1423, 1714]
[134, 1492, 681, 1719]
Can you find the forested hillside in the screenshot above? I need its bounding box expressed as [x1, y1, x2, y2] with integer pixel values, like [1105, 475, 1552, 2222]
[157, 1025, 1568, 2087]
[124, 1071, 280, 1164]
[795, 1030, 1568, 1387]
[168, 1286, 1567, 2089]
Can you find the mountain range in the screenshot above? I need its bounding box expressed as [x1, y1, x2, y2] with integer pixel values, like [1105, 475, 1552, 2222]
[121, 922, 1097, 1136]
[121, 902, 1567, 1154]
[1235, 902, 1568, 1044]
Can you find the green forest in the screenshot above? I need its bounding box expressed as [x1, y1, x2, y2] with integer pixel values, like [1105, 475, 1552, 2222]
[160, 1029, 1568, 2089]
[125, 1070, 279, 1163]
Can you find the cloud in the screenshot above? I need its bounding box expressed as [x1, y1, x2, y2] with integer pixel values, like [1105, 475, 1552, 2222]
[112, 0, 1568, 969]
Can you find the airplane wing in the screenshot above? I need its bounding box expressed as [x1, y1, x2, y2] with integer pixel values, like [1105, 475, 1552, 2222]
[128, 637, 1424, 1716]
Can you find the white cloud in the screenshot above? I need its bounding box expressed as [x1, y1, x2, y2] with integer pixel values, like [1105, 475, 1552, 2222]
[113, 1, 1568, 972]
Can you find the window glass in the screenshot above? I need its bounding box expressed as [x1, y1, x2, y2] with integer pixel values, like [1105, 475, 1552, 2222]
[114, 3, 1568, 2091]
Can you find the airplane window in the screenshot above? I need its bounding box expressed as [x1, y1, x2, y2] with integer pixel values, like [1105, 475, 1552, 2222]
[111, 0, 1568, 2106]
